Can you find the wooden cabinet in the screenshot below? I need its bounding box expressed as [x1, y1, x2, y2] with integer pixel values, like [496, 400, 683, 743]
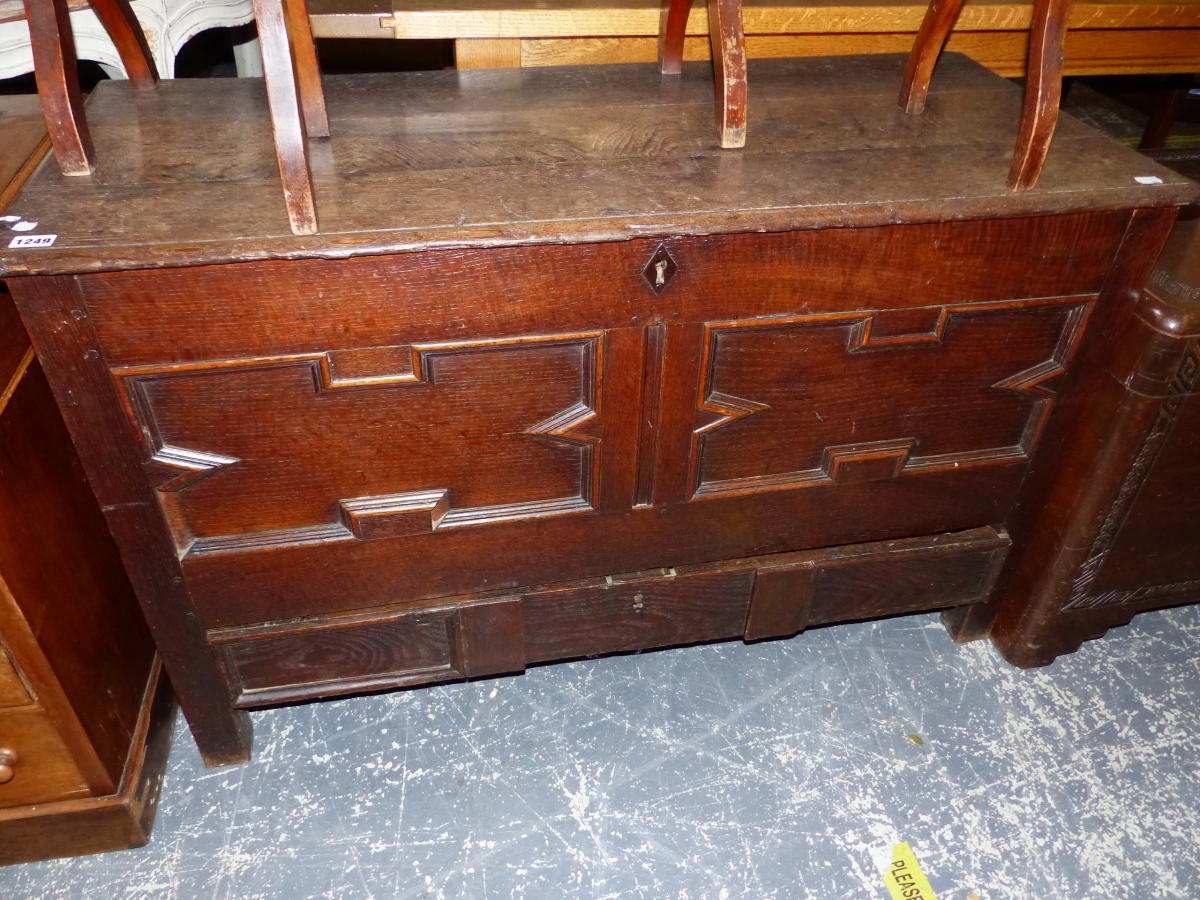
[949, 209, 1200, 666]
[1, 56, 1195, 766]
[0, 95, 174, 866]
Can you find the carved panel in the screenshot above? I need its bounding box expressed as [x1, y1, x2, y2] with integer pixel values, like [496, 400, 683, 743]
[113, 333, 609, 556]
[690, 298, 1092, 500]
[1063, 340, 1200, 611]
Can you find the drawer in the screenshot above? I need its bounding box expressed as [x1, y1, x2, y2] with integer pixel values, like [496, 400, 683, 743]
[212, 527, 1007, 707]
[522, 568, 755, 663]
[0, 707, 90, 809]
[0, 648, 31, 709]
[217, 596, 527, 707]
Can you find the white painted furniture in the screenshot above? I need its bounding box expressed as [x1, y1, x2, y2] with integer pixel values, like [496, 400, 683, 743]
[0, 0, 258, 79]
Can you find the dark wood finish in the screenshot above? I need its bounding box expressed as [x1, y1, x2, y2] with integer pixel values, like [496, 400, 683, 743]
[20, 0, 157, 177]
[0, 663, 175, 867]
[948, 207, 1200, 666]
[0, 61, 1192, 763]
[1138, 73, 1195, 151]
[657, 0, 746, 147]
[0, 650, 30, 708]
[252, 0, 319, 235]
[0, 97, 51, 214]
[0, 748, 16, 783]
[706, 0, 747, 148]
[0, 98, 175, 862]
[902, 0, 1075, 190]
[285, 0, 331, 138]
[3, 56, 1194, 275]
[10, 277, 252, 766]
[658, 0, 689, 75]
[0, 358, 153, 789]
[745, 528, 1009, 640]
[1008, 0, 1072, 190]
[898, 0, 964, 114]
[23, 0, 95, 175]
[210, 527, 1008, 705]
[86, 0, 159, 89]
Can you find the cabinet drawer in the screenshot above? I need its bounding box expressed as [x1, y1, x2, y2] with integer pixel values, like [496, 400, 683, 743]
[217, 596, 527, 707]
[0, 707, 89, 809]
[212, 527, 1007, 708]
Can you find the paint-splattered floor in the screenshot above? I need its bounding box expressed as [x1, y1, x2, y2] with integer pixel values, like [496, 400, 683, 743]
[3, 605, 1200, 900]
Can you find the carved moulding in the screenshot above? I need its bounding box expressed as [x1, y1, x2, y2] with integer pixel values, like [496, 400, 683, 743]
[689, 297, 1093, 501]
[112, 332, 605, 557]
[1062, 339, 1200, 611]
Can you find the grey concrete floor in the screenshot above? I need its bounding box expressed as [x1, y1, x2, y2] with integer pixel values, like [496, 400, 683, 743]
[2, 604, 1199, 900]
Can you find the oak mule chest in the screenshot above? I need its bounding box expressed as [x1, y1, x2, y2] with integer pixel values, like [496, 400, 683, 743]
[1, 55, 1194, 766]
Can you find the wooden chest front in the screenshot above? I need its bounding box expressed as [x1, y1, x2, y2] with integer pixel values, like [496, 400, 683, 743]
[54, 211, 1123, 702]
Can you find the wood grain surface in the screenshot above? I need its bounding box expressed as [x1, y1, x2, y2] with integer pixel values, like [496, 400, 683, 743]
[0, 55, 1193, 276]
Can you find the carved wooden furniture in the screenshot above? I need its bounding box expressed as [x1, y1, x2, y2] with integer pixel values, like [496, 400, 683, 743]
[945, 207, 1200, 666]
[0, 55, 1194, 767]
[0, 95, 175, 866]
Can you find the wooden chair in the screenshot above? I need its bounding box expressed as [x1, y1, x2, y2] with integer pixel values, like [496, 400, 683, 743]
[22, 0, 324, 234]
[900, 0, 1074, 190]
[247, 0, 327, 235]
[659, 0, 1073, 190]
[22, 0, 159, 175]
[658, 0, 747, 149]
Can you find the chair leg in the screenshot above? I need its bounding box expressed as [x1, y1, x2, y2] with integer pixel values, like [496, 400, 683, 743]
[283, 0, 329, 137]
[658, 0, 691, 76]
[251, 0, 318, 234]
[898, 0, 966, 114]
[707, 0, 746, 148]
[88, 0, 158, 89]
[23, 0, 96, 175]
[1009, 0, 1072, 190]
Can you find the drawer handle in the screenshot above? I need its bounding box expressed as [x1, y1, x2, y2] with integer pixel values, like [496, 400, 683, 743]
[0, 748, 15, 784]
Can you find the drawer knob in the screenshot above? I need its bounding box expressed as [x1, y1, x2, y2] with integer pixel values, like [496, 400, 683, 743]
[0, 748, 16, 784]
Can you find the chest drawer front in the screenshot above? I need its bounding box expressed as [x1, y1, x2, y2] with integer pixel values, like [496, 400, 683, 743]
[81, 213, 1127, 627]
[0, 707, 89, 809]
[211, 527, 1007, 706]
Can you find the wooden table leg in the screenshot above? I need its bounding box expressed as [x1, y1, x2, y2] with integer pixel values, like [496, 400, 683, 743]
[251, 0, 318, 235]
[88, 0, 159, 89]
[1009, 0, 1072, 190]
[284, 0, 329, 138]
[23, 0, 96, 176]
[707, 0, 746, 148]
[899, 0, 966, 114]
[658, 0, 690, 76]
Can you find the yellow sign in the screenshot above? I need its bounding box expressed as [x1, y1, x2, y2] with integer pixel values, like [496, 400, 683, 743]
[882, 843, 939, 900]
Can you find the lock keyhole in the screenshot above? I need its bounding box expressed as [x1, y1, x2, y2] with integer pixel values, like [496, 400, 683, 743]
[654, 260, 668, 287]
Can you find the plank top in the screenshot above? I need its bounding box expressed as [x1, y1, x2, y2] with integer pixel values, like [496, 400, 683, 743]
[1, 54, 1196, 276]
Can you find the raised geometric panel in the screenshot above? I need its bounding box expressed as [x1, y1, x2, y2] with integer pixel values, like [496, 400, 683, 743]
[113, 333, 607, 556]
[690, 298, 1092, 500]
